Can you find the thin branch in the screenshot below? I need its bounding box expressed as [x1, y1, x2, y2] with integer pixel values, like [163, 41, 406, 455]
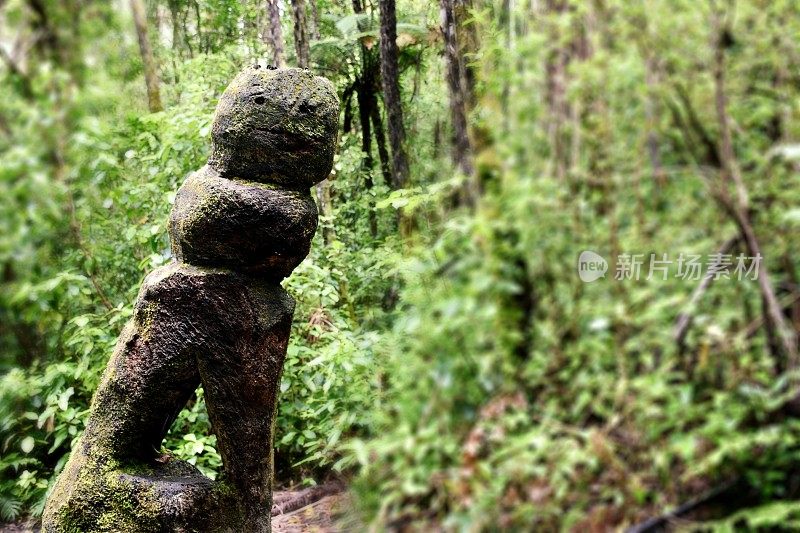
[627, 478, 744, 533]
[66, 191, 115, 311]
[674, 235, 740, 352]
[0, 109, 12, 138]
[0, 44, 33, 98]
[708, 4, 798, 368]
[674, 83, 721, 168]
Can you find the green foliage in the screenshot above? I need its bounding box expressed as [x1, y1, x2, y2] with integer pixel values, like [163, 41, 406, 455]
[705, 500, 800, 531]
[2, 0, 800, 529]
[162, 388, 222, 479]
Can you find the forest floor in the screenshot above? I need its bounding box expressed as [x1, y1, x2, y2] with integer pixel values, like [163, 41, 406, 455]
[272, 492, 353, 532]
[272, 482, 356, 532]
[0, 483, 355, 532]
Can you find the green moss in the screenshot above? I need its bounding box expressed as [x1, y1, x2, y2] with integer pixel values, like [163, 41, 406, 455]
[180, 177, 222, 232]
[45, 449, 222, 532]
[135, 302, 158, 341]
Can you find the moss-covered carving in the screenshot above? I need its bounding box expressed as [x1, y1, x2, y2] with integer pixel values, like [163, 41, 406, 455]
[169, 166, 318, 279]
[41, 66, 339, 533]
[208, 66, 338, 188]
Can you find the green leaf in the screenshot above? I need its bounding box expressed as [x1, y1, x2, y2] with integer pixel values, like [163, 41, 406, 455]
[20, 437, 35, 454]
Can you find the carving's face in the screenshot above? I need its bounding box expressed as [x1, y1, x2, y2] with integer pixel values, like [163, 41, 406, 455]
[208, 66, 339, 188]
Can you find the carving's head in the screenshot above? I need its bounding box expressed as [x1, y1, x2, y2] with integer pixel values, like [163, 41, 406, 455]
[208, 65, 339, 188]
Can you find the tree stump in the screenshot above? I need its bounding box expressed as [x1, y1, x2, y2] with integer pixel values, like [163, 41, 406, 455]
[41, 65, 339, 533]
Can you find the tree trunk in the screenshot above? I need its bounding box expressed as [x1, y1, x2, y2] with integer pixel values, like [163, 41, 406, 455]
[168, 0, 183, 55]
[193, 0, 205, 53]
[440, 0, 477, 205]
[352, 0, 380, 236]
[544, 0, 568, 181]
[644, 53, 665, 187]
[356, 77, 378, 237]
[292, 0, 331, 245]
[130, 0, 163, 112]
[315, 176, 335, 245]
[308, 0, 321, 40]
[378, 0, 409, 190]
[290, 0, 310, 68]
[453, 0, 478, 110]
[370, 105, 392, 187]
[182, 6, 194, 57]
[499, 0, 511, 134]
[265, 0, 285, 67]
[26, 0, 63, 67]
[342, 83, 355, 133]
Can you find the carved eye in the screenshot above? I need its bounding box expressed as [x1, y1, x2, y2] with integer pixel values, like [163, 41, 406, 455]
[298, 101, 317, 113]
[254, 96, 266, 105]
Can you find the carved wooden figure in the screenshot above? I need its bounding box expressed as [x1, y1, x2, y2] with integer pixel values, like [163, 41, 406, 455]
[42, 65, 339, 533]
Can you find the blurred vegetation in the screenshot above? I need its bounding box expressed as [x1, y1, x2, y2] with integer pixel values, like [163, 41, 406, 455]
[1, 0, 800, 530]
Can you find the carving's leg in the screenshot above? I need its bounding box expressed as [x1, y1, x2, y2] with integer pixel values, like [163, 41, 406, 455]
[196, 279, 295, 533]
[42, 264, 241, 532]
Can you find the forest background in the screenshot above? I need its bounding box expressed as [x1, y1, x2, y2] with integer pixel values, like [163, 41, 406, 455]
[2, 0, 800, 530]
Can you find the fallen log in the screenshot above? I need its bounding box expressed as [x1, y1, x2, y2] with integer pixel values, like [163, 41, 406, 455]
[271, 481, 345, 516]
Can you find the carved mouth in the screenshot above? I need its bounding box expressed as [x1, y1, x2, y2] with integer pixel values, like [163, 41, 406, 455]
[255, 126, 310, 153]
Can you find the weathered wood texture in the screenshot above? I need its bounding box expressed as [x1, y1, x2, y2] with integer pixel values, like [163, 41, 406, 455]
[41, 66, 339, 533]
